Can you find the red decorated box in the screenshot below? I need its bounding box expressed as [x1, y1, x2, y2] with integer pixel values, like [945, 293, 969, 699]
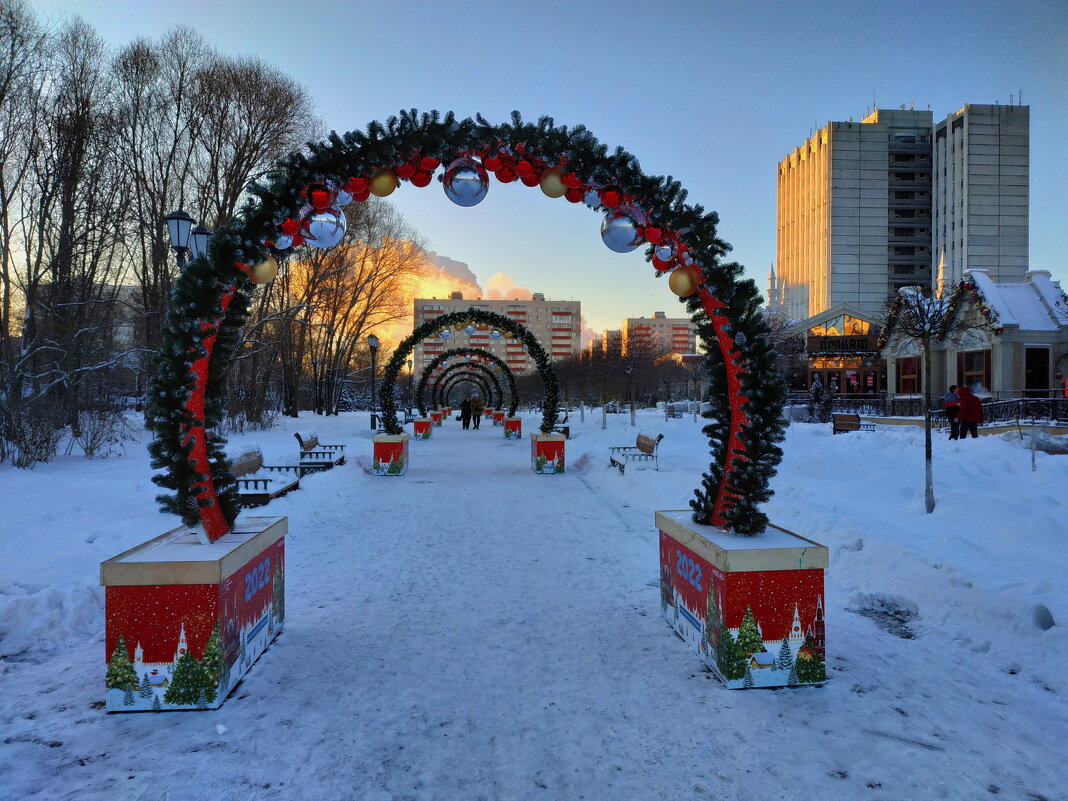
[503, 417, 522, 440]
[483, 408, 494, 420]
[492, 411, 505, 426]
[655, 510, 828, 689]
[530, 432, 565, 473]
[412, 418, 433, 440]
[430, 410, 444, 427]
[100, 516, 286, 711]
[373, 432, 409, 475]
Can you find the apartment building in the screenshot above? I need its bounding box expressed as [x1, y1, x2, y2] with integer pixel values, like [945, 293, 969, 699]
[412, 291, 580, 379]
[621, 311, 697, 356]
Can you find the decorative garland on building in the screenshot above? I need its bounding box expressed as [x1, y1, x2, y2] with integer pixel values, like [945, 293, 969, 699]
[431, 364, 504, 409]
[415, 347, 518, 416]
[878, 279, 1004, 352]
[146, 110, 785, 538]
[380, 308, 556, 435]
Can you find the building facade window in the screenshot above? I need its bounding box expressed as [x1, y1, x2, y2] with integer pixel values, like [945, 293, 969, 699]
[897, 357, 920, 394]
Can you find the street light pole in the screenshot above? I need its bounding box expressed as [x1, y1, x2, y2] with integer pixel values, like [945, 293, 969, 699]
[367, 333, 379, 429]
[406, 359, 414, 417]
[163, 209, 195, 271]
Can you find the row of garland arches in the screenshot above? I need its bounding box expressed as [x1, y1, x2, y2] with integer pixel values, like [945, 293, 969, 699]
[416, 346, 520, 417]
[145, 110, 786, 542]
[439, 374, 491, 408]
[433, 367, 498, 409]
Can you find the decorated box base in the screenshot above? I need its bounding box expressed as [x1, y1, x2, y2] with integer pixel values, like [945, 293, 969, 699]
[492, 411, 505, 426]
[443, 407, 452, 416]
[373, 433, 410, 475]
[101, 516, 287, 712]
[483, 408, 494, 420]
[656, 510, 828, 689]
[530, 432, 565, 473]
[412, 418, 433, 440]
[430, 410, 444, 427]
[503, 417, 522, 440]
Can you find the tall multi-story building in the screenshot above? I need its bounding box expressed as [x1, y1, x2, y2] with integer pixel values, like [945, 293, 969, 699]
[620, 311, 697, 356]
[412, 291, 580, 378]
[775, 103, 1029, 320]
[932, 104, 1029, 290]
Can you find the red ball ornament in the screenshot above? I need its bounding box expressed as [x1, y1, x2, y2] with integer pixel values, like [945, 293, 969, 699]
[600, 189, 621, 209]
[515, 159, 534, 178]
[409, 171, 433, 188]
[562, 172, 582, 189]
[495, 167, 517, 183]
[652, 256, 674, 272]
[482, 155, 502, 172]
[280, 218, 301, 236]
[520, 172, 540, 187]
[309, 189, 332, 211]
[395, 162, 417, 180]
[419, 156, 440, 171]
[291, 232, 304, 247]
[343, 176, 369, 195]
[644, 227, 664, 244]
[352, 189, 370, 202]
[564, 188, 584, 203]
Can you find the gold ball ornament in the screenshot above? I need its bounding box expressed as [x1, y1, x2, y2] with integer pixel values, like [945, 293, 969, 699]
[248, 255, 278, 285]
[668, 265, 700, 297]
[539, 168, 567, 198]
[369, 168, 398, 197]
[503, 330, 514, 339]
[453, 322, 464, 331]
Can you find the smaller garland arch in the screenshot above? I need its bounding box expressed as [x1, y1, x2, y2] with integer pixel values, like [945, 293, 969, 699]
[432, 364, 503, 409]
[381, 309, 556, 435]
[415, 347, 519, 417]
[440, 373, 492, 408]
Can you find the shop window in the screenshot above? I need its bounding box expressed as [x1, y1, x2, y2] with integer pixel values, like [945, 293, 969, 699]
[957, 350, 990, 392]
[897, 357, 920, 394]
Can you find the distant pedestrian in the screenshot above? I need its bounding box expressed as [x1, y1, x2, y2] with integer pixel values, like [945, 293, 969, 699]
[470, 394, 484, 429]
[459, 396, 472, 430]
[956, 385, 982, 439]
[941, 384, 960, 440]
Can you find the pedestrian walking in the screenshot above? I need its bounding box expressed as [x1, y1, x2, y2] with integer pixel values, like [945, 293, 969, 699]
[956, 385, 982, 439]
[941, 384, 960, 440]
[470, 394, 484, 429]
[459, 396, 472, 430]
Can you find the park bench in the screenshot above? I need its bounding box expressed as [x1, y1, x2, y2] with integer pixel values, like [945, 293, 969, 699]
[231, 448, 301, 507]
[831, 413, 876, 434]
[294, 431, 346, 473]
[665, 404, 683, 419]
[551, 409, 570, 439]
[609, 432, 663, 474]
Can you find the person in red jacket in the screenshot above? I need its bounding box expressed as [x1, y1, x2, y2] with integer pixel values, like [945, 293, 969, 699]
[956, 385, 983, 439]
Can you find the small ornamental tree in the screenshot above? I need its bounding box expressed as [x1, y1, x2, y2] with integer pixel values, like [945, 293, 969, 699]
[795, 635, 827, 684]
[164, 651, 207, 706]
[200, 623, 223, 688]
[734, 605, 766, 658]
[106, 635, 138, 691]
[139, 672, 153, 700]
[807, 377, 825, 423]
[776, 637, 793, 671]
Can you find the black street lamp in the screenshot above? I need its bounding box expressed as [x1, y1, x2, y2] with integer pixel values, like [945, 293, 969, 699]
[163, 209, 195, 270]
[367, 333, 379, 429]
[406, 359, 414, 416]
[189, 223, 212, 261]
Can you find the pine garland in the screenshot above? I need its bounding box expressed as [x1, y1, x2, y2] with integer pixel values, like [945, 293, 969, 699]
[147, 109, 785, 535]
[432, 364, 503, 409]
[416, 348, 519, 416]
[438, 372, 492, 407]
[380, 308, 557, 435]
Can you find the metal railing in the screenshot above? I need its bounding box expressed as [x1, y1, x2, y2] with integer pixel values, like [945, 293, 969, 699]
[788, 392, 1068, 426]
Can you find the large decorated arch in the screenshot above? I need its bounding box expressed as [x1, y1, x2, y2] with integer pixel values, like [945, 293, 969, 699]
[379, 308, 557, 436]
[146, 110, 786, 542]
[439, 373, 492, 408]
[432, 365, 501, 409]
[417, 347, 519, 416]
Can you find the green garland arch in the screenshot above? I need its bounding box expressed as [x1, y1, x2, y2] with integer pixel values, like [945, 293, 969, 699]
[432, 364, 502, 409]
[146, 109, 785, 539]
[380, 308, 556, 436]
[415, 347, 519, 416]
[439, 373, 492, 408]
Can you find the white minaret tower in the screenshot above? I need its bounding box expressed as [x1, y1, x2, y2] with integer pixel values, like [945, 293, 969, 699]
[133, 642, 144, 675]
[173, 623, 188, 662]
[788, 605, 805, 653]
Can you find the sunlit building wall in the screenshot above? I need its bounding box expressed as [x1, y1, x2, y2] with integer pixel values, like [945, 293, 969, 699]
[620, 311, 697, 356]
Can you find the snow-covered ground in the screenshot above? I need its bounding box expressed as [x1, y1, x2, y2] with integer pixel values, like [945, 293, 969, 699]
[1, 409, 1066, 801]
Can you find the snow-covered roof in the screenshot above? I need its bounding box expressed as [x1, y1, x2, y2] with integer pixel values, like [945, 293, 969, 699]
[751, 652, 776, 666]
[966, 269, 1068, 332]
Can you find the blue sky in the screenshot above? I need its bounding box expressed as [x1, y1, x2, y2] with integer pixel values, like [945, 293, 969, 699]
[36, 0, 1068, 333]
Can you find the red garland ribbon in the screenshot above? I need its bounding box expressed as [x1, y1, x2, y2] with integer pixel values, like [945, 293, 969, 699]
[182, 283, 236, 543]
[697, 287, 751, 529]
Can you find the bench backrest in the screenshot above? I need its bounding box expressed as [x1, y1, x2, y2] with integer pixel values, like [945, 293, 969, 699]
[230, 449, 263, 477]
[636, 433, 663, 454]
[294, 431, 319, 452]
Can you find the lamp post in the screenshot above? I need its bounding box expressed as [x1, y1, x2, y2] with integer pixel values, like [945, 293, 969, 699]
[367, 333, 379, 429]
[406, 359, 414, 416]
[163, 209, 195, 270]
[189, 223, 212, 261]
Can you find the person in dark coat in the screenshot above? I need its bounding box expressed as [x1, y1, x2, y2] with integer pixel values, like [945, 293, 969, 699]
[470, 394, 484, 429]
[956, 385, 982, 439]
[459, 396, 472, 430]
[941, 384, 960, 440]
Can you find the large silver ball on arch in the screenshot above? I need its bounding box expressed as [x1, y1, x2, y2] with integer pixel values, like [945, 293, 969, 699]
[379, 307, 557, 435]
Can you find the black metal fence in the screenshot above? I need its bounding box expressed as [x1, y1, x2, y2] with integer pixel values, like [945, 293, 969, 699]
[788, 392, 1068, 426]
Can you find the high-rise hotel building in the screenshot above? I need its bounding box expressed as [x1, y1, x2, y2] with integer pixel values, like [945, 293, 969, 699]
[775, 104, 1029, 320]
[412, 292, 580, 380]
